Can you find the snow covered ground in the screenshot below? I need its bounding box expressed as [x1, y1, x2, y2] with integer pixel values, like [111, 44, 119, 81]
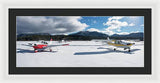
[16, 40, 144, 67]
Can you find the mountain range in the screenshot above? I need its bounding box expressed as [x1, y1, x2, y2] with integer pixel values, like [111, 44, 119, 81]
[17, 31, 144, 41]
[69, 31, 143, 40]
[69, 31, 109, 38]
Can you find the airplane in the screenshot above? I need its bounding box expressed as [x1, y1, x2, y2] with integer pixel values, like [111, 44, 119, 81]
[101, 37, 135, 52]
[28, 38, 69, 53]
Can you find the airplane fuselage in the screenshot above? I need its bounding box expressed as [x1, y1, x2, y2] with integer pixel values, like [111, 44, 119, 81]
[33, 44, 48, 49]
[107, 42, 133, 48]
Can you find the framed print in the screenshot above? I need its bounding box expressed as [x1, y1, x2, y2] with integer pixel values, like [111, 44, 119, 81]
[9, 9, 151, 74]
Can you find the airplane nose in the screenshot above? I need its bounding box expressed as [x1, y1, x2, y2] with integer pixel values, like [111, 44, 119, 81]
[127, 43, 134, 45]
[127, 43, 135, 45]
[127, 43, 131, 45]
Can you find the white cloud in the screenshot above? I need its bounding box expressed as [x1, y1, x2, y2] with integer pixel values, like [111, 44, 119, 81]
[87, 28, 100, 32]
[140, 24, 144, 27]
[87, 28, 115, 35]
[108, 16, 124, 21]
[128, 16, 139, 19]
[117, 32, 130, 35]
[131, 31, 140, 33]
[103, 20, 128, 32]
[87, 28, 114, 35]
[103, 29, 115, 35]
[128, 23, 135, 26]
[103, 20, 128, 27]
[87, 28, 139, 36]
[103, 17, 128, 33]
[17, 16, 89, 34]
[103, 16, 136, 35]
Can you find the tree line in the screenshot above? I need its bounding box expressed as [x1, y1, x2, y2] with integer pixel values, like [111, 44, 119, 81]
[17, 34, 143, 41]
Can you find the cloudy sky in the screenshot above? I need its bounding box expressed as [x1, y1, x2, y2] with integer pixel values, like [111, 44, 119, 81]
[16, 16, 144, 35]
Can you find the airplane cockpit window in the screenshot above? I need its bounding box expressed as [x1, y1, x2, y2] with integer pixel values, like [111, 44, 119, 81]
[118, 41, 120, 44]
[115, 40, 122, 44]
[115, 41, 118, 44]
[119, 41, 122, 44]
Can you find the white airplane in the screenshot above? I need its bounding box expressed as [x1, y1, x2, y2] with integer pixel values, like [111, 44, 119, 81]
[101, 37, 135, 52]
[27, 38, 69, 53]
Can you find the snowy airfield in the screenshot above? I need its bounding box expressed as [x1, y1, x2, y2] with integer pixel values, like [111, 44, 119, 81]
[16, 40, 144, 67]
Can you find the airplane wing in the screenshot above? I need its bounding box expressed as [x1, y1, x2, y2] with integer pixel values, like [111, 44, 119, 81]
[21, 43, 33, 47]
[47, 44, 69, 48]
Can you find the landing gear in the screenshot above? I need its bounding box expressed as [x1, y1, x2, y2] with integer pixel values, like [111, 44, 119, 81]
[50, 49, 52, 52]
[128, 48, 131, 52]
[128, 49, 131, 52]
[114, 48, 116, 51]
[124, 48, 131, 52]
[34, 49, 38, 53]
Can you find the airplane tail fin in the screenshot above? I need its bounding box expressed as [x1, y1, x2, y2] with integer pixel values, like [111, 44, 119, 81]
[106, 37, 112, 43]
[49, 38, 53, 45]
[107, 37, 110, 40]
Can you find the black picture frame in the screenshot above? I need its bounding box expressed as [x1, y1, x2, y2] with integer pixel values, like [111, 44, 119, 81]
[9, 8, 151, 74]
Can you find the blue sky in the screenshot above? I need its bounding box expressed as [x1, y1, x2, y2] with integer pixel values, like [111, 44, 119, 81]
[80, 16, 144, 35]
[17, 16, 144, 35]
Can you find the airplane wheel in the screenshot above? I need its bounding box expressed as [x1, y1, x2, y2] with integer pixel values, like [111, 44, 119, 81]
[128, 50, 131, 52]
[34, 50, 38, 53]
[114, 48, 116, 51]
[50, 49, 52, 52]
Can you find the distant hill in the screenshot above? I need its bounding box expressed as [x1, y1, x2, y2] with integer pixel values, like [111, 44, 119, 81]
[69, 31, 109, 38]
[111, 32, 144, 40]
[111, 32, 143, 37]
[17, 31, 144, 41]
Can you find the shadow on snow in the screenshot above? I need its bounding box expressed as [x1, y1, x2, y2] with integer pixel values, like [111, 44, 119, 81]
[17, 48, 57, 53]
[74, 47, 140, 55]
[69, 45, 103, 46]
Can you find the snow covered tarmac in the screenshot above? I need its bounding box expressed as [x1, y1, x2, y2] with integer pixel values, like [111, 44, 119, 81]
[16, 41, 144, 67]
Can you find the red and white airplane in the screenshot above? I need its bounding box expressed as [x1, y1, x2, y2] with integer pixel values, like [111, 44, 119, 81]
[28, 38, 69, 53]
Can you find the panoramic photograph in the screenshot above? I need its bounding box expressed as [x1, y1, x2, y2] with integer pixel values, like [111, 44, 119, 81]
[16, 16, 144, 67]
